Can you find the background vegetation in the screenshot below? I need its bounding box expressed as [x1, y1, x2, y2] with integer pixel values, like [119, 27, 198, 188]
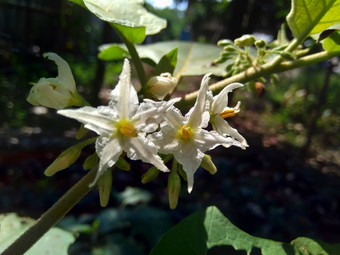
[1, 0, 339, 254]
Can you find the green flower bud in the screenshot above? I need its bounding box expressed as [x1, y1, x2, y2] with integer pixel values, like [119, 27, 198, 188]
[255, 39, 266, 48]
[45, 145, 82, 176]
[278, 51, 295, 61]
[234, 35, 256, 47]
[98, 169, 112, 207]
[76, 124, 89, 140]
[116, 157, 131, 171]
[200, 155, 217, 175]
[217, 39, 233, 47]
[141, 167, 160, 184]
[83, 152, 98, 170]
[223, 45, 237, 52]
[45, 137, 96, 176]
[167, 170, 181, 209]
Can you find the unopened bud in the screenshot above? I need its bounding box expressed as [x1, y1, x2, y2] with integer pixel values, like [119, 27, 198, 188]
[200, 155, 217, 175]
[167, 170, 181, 209]
[45, 145, 81, 176]
[76, 124, 89, 140]
[255, 39, 266, 48]
[116, 157, 131, 171]
[234, 35, 256, 47]
[147, 73, 177, 100]
[83, 152, 98, 170]
[98, 169, 112, 207]
[141, 167, 160, 184]
[217, 39, 233, 47]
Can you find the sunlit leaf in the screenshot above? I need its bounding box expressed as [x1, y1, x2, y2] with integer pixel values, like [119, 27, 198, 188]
[99, 41, 231, 77]
[98, 44, 130, 61]
[287, 0, 340, 39]
[323, 30, 340, 52]
[150, 206, 340, 255]
[0, 213, 75, 255]
[154, 48, 178, 75]
[83, 0, 166, 35]
[113, 23, 146, 44]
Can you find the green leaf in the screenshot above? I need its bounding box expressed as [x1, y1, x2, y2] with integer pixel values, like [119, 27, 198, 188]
[154, 48, 178, 75]
[83, 0, 166, 35]
[99, 41, 231, 77]
[323, 30, 340, 52]
[137, 41, 230, 77]
[113, 23, 146, 44]
[0, 213, 75, 255]
[291, 237, 340, 255]
[150, 206, 340, 255]
[68, 0, 86, 8]
[287, 0, 340, 39]
[98, 44, 130, 61]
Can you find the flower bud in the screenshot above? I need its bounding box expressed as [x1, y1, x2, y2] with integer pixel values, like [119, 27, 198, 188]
[141, 167, 160, 184]
[45, 145, 82, 176]
[167, 170, 181, 209]
[234, 35, 256, 47]
[200, 155, 217, 175]
[83, 152, 98, 170]
[255, 39, 266, 48]
[116, 157, 131, 171]
[27, 52, 87, 109]
[217, 39, 233, 47]
[147, 73, 177, 100]
[98, 169, 112, 207]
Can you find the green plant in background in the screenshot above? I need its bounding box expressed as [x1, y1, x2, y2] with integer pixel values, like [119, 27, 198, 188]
[1, 0, 340, 255]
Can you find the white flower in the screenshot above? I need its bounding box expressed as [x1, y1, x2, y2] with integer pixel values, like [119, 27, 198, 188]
[146, 72, 177, 100]
[149, 74, 236, 193]
[27, 52, 85, 109]
[58, 59, 169, 186]
[208, 83, 248, 149]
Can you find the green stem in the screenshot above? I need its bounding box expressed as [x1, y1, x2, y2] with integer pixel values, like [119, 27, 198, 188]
[113, 26, 147, 89]
[1, 170, 97, 255]
[176, 50, 340, 108]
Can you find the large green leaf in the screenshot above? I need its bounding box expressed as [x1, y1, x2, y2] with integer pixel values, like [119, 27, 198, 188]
[150, 206, 340, 255]
[287, 0, 340, 39]
[0, 213, 75, 255]
[83, 0, 166, 35]
[323, 30, 340, 52]
[98, 41, 231, 77]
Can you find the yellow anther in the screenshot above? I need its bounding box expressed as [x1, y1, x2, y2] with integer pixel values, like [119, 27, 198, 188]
[119, 122, 137, 137]
[219, 109, 238, 119]
[179, 125, 193, 140]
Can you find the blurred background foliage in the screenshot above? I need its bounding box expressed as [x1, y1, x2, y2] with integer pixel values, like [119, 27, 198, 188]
[1, 0, 340, 254]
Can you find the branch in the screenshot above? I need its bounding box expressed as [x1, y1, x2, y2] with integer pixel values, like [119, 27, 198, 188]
[1, 170, 97, 255]
[176, 50, 340, 108]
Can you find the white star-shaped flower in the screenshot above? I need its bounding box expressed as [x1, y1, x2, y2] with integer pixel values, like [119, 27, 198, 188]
[58, 59, 169, 185]
[27, 52, 86, 109]
[208, 83, 248, 149]
[149, 74, 237, 193]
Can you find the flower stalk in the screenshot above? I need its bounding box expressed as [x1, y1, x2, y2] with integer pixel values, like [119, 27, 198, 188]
[1, 169, 97, 255]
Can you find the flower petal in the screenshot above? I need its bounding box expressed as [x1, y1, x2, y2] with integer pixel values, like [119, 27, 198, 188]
[43, 52, 76, 92]
[165, 106, 184, 129]
[58, 106, 115, 136]
[187, 74, 210, 128]
[211, 82, 243, 114]
[212, 115, 248, 149]
[174, 141, 204, 193]
[110, 59, 139, 119]
[125, 135, 169, 172]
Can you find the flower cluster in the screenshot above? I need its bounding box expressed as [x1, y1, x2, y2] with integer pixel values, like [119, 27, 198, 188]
[34, 56, 247, 207]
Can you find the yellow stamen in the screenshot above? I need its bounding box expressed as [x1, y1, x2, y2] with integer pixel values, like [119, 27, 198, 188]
[219, 109, 238, 119]
[179, 125, 193, 140]
[119, 122, 137, 137]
